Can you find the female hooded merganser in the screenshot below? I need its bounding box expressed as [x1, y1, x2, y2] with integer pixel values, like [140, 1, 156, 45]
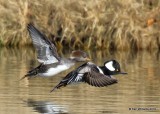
[50, 60, 127, 92]
[20, 24, 90, 80]
[69, 50, 89, 62]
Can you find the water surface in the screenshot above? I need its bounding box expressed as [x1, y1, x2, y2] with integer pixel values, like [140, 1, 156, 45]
[0, 48, 159, 114]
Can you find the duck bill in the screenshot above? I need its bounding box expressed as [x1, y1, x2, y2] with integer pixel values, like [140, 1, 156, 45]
[86, 57, 91, 61]
[119, 72, 127, 75]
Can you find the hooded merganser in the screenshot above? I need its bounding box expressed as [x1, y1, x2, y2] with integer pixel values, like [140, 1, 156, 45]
[69, 50, 90, 62]
[50, 60, 127, 92]
[20, 24, 90, 80]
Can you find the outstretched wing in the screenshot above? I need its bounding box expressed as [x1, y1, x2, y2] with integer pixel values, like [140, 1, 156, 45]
[83, 69, 117, 87]
[27, 24, 60, 64]
[50, 62, 117, 92]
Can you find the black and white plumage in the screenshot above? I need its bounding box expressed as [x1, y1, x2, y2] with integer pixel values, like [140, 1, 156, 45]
[50, 60, 127, 92]
[20, 24, 90, 80]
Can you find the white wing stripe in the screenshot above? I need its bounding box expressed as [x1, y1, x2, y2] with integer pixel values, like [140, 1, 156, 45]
[97, 66, 104, 74]
[75, 74, 83, 82]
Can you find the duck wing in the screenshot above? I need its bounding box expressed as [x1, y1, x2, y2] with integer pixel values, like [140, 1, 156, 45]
[27, 24, 60, 64]
[50, 62, 117, 92]
[83, 69, 117, 87]
[77, 62, 117, 87]
[50, 62, 88, 92]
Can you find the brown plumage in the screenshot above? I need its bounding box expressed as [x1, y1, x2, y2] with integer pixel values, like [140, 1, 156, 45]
[20, 24, 90, 80]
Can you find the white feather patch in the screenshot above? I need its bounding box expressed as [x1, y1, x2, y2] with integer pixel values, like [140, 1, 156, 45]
[75, 74, 83, 82]
[105, 61, 115, 71]
[39, 64, 69, 77]
[97, 66, 104, 74]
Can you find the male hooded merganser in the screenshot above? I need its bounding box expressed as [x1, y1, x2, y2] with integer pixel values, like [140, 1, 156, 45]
[20, 24, 90, 80]
[50, 60, 127, 92]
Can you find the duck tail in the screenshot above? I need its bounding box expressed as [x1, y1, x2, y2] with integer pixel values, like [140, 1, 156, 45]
[50, 71, 75, 92]
[19, 69, 37, 81]
[26, 70, 37, 76]
[19, 74, 34, 81]
[19, 64, 43, 81]
[19, 75, 29, 81]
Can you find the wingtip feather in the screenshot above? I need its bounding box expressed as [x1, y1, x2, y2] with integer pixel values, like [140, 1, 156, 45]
[50, 87, 57, 93]
[19, 75, 28, 81]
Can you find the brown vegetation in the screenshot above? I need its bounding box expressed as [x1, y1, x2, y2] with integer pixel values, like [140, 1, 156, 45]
[0, 0, 160, 50]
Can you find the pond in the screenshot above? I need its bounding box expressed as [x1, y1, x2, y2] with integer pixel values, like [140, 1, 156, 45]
[0, 47, 159, 114]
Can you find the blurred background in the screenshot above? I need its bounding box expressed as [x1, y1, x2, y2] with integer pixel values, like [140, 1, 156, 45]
[0, 0, 160, 50]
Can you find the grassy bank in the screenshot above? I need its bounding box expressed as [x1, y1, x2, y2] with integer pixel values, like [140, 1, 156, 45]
[0, 0, 160, 50]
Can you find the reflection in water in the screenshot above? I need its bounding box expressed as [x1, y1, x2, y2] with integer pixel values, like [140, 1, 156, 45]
[0, 47, 160, 114]
[26, 99, 68, 114]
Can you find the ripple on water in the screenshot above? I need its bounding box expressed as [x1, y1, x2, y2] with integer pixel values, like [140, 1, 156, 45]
[0, 48, 160, 114]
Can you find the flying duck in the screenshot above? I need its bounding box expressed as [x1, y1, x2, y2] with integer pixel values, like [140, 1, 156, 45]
[50, 60, 127, 92]
[20, 24, 90, 80]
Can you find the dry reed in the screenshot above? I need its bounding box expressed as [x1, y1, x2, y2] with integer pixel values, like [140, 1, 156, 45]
[0, 0, 160, 50]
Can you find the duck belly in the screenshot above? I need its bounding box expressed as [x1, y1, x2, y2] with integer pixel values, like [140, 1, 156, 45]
[39, 65, 70, 77]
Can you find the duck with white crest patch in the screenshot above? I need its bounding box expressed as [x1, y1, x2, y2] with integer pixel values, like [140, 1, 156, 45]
[50, 60, 127, 92]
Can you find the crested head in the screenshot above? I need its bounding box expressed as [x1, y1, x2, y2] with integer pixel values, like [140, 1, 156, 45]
[103, 60, 123, 75]
[104, 60, 116, 71]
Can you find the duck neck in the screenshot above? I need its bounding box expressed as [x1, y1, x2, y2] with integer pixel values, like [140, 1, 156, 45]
[68, 58, 77, 62]
[99, 66, 111, 75]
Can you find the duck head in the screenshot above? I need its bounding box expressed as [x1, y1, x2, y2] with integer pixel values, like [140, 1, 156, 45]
[69, 50, 90, 62]
[102, 60, 127, 75]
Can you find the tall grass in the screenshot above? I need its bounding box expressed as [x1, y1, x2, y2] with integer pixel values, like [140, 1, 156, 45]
[0, 0, 160, 50]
